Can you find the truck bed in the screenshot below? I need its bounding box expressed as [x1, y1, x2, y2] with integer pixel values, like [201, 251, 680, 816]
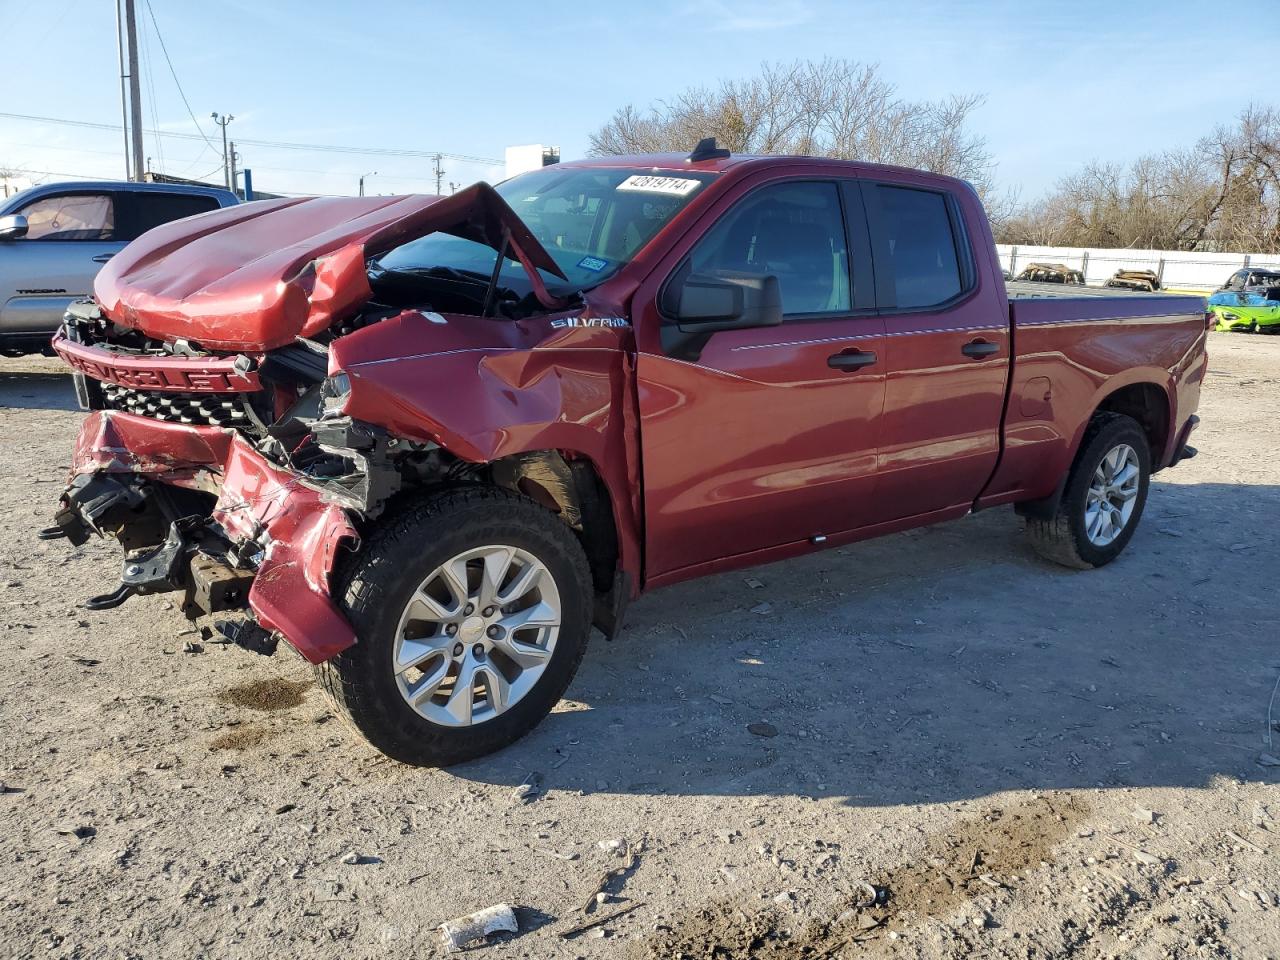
[1007, 282, 1206, 327]
[1006, 281, 1202, 301]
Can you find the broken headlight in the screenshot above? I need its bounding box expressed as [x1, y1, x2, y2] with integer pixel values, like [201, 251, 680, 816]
[319, 372, 351, 419]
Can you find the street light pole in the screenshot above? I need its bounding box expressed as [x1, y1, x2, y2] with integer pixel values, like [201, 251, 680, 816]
[359, 171, 377, 197]
[211, 112, 234, 191]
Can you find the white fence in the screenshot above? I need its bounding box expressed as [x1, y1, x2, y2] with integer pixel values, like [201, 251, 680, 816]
[995, 244, 1280, 292]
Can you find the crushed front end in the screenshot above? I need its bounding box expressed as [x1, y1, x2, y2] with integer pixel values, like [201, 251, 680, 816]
[47, 301, 370, 661]
[44, 182, 643, 670]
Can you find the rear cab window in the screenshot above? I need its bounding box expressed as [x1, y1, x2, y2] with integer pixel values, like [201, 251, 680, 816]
[117, 192, 221, 241]
[866, 183, 973, 311]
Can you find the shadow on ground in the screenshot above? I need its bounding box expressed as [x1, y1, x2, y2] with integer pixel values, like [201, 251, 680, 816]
[0, 369, 78, 411]
[447, 479, 1280, 808]
[6, 365, 1275, 810]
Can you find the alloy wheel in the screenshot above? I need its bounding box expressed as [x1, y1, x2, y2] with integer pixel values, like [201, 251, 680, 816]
[1084, 443, 1140, 547]
[391, 545, 561, 727]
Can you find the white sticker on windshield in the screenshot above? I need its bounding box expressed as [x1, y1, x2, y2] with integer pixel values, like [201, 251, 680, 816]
[617, 175, 701, 196]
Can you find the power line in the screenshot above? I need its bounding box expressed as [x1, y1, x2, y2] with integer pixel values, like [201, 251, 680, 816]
[141, 0, 219, 159]
[3, 140, 458, 184]
[142, 0, 217, 152]
[139, 13, 165, 174]
[0, 111, 502, 165]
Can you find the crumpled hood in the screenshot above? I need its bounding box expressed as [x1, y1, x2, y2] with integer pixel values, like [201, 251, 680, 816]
[93, 182, 566, 352]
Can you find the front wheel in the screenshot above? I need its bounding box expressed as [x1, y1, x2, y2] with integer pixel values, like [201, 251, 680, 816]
[1024, 412, 1151, 569]
[315, 486, 593, 766]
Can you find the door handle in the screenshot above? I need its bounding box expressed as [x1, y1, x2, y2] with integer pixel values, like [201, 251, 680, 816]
[961, 338, 999, 359]
[91, 253, 115, 263]
[827, 349, 877, 371]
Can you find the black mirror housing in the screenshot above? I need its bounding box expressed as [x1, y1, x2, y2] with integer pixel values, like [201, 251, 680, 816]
[662, 272, 783, 360]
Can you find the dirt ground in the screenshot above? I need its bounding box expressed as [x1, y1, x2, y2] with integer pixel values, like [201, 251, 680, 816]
[2, 334, 1279, 960]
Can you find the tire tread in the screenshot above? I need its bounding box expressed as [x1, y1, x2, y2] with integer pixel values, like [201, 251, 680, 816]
[1025, 412, 1147, 570]
[314, 485, 592, 766]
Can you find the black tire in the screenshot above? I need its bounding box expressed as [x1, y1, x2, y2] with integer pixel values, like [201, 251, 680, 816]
[315, 485, 593, 766]
[1024, 412, 1151, 570]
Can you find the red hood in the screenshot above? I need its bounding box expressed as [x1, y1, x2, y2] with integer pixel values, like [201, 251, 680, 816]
[93, 183, 567, 352]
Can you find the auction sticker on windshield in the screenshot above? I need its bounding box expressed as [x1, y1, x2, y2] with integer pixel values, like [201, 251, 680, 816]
[617, 175, 702, 196]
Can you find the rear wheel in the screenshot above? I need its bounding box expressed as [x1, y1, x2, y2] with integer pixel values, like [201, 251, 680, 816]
[315, 486, 593, 766]
[1024, 412, 1151, 569]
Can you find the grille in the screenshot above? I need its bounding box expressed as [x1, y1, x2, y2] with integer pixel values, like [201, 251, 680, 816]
[101, 383, 256, 430]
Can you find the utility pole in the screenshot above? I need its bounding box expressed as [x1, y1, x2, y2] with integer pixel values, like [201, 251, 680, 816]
[359, 171, 377, 197]
[433, 154, 445, 196]
[211, 112, 234, 191]
[114, 1, 129, 179]
[229, 142, 239, 197]
[117, 0, 145, 181]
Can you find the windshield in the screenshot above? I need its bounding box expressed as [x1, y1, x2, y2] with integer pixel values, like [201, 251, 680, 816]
[374, 166, 717, 297]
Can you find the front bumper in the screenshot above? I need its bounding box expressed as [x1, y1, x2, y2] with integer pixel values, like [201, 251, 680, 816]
[58, 410, 359, 663]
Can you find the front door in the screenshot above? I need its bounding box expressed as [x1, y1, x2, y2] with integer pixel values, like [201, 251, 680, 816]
[635, 177, 887, 580]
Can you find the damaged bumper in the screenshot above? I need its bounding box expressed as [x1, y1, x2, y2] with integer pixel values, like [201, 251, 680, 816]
[53, 411, 359, 663]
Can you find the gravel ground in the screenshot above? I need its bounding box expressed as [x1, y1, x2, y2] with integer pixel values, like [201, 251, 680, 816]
[2, 334, 1279, 959]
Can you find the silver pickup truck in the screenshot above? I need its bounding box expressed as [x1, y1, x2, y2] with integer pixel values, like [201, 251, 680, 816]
[0, 180, 239, 356]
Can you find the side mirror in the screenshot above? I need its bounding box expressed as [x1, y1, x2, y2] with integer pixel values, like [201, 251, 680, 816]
[0, 214, 29, 240]
[661, 271, 783, 360]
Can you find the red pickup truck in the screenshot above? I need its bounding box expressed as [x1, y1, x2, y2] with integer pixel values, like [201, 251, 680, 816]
[46, 142, 1207, 765]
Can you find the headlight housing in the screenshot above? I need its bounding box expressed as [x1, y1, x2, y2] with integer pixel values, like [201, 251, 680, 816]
[319, 372, 351, 419]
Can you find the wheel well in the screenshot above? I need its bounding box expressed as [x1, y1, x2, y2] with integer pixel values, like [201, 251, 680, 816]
[1096, 383, 1169, 461]
[488, 450, 620, 596]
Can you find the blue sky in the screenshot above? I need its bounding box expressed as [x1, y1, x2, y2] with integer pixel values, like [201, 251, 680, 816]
[0, 0, 1253, 200]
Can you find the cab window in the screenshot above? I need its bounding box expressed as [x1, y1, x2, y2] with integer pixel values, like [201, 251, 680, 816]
[874, 185, 965, 309]
[687, 181, 851, 316]
[119, 192, 220, 240]
[16, 193, 115, 241]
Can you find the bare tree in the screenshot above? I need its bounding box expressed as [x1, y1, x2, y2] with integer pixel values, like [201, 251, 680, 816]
[998, 106, 1280, 253]
[589, 59, 995, 193]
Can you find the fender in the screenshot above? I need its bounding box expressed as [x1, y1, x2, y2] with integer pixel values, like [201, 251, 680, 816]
[1074, 367, 1176, 465]
[1015, 369, 1175, 521]
[331, 312, 644, 591]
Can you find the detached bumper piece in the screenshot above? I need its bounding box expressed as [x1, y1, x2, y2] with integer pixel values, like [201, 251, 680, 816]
[49, 410, 361, 664]
[207, 618, 278, 657]
[43, 473, 154, 548]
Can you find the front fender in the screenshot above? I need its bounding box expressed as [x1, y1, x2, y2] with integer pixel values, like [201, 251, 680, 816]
[333, 322, 643, 587]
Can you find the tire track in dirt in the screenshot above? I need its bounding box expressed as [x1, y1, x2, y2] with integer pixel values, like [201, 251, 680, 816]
[641, 793, 1089, 958]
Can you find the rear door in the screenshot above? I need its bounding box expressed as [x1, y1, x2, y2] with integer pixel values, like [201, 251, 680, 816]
[635, 174, 887, 580]
[860, 179, 1010, 521]
[0, 190, 123, 343]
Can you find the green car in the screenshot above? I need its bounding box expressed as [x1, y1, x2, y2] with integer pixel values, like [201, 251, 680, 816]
[1209, 269, 1280, 332]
